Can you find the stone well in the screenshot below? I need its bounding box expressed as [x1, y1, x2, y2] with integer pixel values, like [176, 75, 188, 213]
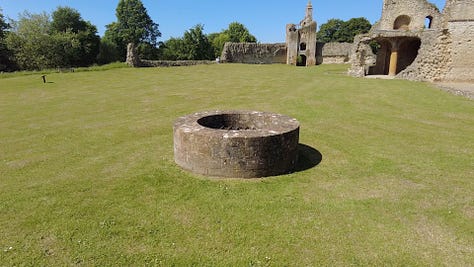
[173, 111, 300, 178]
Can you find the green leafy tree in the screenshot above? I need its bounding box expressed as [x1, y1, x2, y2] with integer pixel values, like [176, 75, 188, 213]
[51, 6, 87, 33]
[103, 0, 161, 61]
[208, 32, 229, 58]
[51, 7, 100, 67]
[224, 22, 257, 43]
[338, 17, 371, 43]
[207, 22, 256, 58]
[115, 0, 161, 45]
[101, 22, 126, 62]
[317, 18, 344, 43]
[0, 8, 15, 71]
[161, 37, 186, 60]
[182, 24, 213, 60]
[5, 12, 62, 70]
[97, 37, 121, 64]
[317, 18, 371, 43]
[162, 25, 213, 60]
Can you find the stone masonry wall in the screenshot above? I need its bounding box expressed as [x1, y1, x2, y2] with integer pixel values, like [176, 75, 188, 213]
[222, 42, 352, 65]
[319, 42, 353, 64]
[398, 30, 452, 81]
[378, 0, 442, 31]
[221, 43, 287, 64]
[444, 21, 474, 81]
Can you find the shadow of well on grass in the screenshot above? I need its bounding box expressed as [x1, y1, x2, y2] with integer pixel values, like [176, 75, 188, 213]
[293, 144, 323, 173]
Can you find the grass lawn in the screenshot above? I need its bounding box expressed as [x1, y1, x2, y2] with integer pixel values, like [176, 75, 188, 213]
[0, 64, 473, 266]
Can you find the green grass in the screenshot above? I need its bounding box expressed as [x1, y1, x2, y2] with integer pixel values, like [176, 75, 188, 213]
[0, 64, 472, 266]
[0, 62, 128, 79]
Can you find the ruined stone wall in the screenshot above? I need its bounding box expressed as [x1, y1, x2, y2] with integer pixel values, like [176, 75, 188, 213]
[442, 0, 474, 25]
[319, 42, 353, 64]
[442, 0, 474, 81]
[221, 43, 287, 64]
[141, 60, 215, 67]
[397, 30, 451, 81]
[222, 42, 352, 65]
[444, 22, 474, 81]
[378, 0, 442, 31]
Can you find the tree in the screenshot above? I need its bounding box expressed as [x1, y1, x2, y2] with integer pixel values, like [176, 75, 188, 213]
[208, 22, 257, 58]
[103, 0, 161, 61]
[97, 37, 121, 64]
[161, 37, 187, 60]
[5, 12, 61, 70]
[51, 6, 86, 33]
[317, 18, 371, 43]
[338, 17, 371, 43]
[0, 8, 15, 71]
[115, 0, 161, 46]
[102, 22, 127, 62]
[317, 18, 344, 43]
[224, 22, 257, 43]
[182, 24, 213, 60]
[50, 7, 100, 67]
[161, 25, 213, 60]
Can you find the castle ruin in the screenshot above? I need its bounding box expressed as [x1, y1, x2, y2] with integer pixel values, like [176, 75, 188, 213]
[349, 0, 474, 82]
[286, 1, 318, 66]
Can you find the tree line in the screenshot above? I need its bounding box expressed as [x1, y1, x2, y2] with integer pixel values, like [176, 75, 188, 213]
[0, 0, 371, 72]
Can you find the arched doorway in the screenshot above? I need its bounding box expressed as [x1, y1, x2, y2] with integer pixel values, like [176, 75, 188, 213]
[297, 55, 307, 66]
[397, 38, 421, 73]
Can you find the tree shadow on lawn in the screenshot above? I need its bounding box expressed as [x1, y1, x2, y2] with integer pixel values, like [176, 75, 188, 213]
[293, 144, 323, 173]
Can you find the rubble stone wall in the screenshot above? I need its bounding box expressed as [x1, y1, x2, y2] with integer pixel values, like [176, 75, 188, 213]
[378, 0, 442, 31]
[222, 42, 352, 65]
[319, 42, 353, 64]
[221, 43, 287, 64]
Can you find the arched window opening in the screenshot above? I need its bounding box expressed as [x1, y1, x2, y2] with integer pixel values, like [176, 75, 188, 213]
[300, 43, 307, 51]
[394, 15, 411, 30]
[425, 16, 433, 29]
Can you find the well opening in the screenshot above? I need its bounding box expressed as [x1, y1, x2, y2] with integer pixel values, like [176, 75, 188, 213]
[197, 114, 257, 131]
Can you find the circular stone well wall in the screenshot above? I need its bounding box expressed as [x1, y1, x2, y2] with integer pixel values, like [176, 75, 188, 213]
[173, 111, 300, 178]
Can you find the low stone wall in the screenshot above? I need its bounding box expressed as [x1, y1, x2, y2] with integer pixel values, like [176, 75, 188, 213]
[140, 60, 215, 67]
[221, 43, 287, 64]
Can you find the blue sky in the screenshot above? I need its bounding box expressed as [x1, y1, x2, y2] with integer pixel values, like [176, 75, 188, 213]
[1, 0, 446, 43]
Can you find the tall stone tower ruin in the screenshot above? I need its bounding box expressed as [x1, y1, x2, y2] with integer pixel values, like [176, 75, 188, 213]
[286, 1, 317, 66]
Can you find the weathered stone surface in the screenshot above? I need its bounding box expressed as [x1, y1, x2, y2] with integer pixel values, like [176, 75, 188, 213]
[286, 1, 317, 66]
[141, 60, 215, 67]
[126, 43, 140, 67]
[221, 43, 287, 64]
[320, 42, 353, 64]
[349, 0, 474, 82]
[173, 111, 300, 178]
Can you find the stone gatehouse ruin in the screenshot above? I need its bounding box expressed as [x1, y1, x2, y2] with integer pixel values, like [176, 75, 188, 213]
[349, 0, 474, 82]
[286, 1, 318, 66]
